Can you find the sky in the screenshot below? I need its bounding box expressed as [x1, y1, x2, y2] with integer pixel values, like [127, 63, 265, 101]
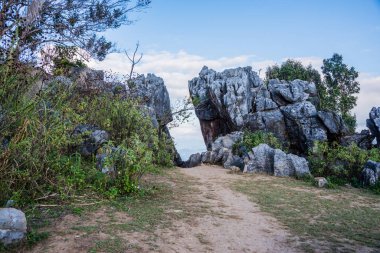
[89, 0, 380, 160]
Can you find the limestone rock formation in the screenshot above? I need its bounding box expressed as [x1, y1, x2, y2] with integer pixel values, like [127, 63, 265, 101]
[63, 68, 181, 165]
[189, 66, 348, 154]
[132, 74, 173, 126]
[361, 160, 380, 186]
[0, 208, 27, 245]
[244, 144, 311, 177]
[367, 107, 380, 147]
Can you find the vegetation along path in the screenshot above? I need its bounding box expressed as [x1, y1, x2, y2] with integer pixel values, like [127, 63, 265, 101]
[25, 165, 380, 253]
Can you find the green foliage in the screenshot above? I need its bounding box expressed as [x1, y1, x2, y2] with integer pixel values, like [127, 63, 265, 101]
[26, 230, 50, 247]
[308, 141, 380, 184]
[233, 131, 283, 156]
[51, 46, 87, 76]
[265, 59, 324, 109]
[0, 66, 174, 205]
[322, 53, 360, 132]
[1, 0, 151, 62]
[266, 59, 322, 86]
[191, 96, 201, 107]
[265, 54, 360, 133]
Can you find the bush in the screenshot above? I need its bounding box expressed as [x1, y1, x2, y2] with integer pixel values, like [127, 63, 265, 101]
[0, 65, 174, 206]
[233, 130, 283, 156]
[308, 141, 380, 185]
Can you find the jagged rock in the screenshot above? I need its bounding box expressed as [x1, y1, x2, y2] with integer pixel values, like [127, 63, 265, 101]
[72, 124, 109, 156]
[189, 66, 342, 154]
[132, 74, 172, 126]
[315, 177, 328, 188]
[187, 132, 243, 168]
[340, 130, 374, 150]
[183, 153, 202, 168]
[361, 160, 380, 186]
[318, 111, 349, 139]
[245, 144, 275, 174]
[189, 66, 261, 149]
[281, 101, 327, 151]
[244, 144, 311, 177]
[211, 131, 243, 151]
[268, 79, 312, 105]
[0, 208, 27, 245]
[367, 107, 380, 147]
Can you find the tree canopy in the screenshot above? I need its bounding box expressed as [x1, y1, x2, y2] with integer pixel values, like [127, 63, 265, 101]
[0, 0, 151, 63]
[266, 54, 360, 132]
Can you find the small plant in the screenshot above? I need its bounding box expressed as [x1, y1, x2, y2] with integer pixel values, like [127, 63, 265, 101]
[308, 141, 380, 188]
[232, 130, 283, 156]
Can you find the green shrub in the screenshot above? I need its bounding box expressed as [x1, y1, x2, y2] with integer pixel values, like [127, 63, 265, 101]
[0, 66, 174, 205]
[233, 130, 283, 156]
[308, 141, 380, 185]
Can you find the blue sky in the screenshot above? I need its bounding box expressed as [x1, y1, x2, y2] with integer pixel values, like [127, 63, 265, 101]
[91, 0, 380, 159]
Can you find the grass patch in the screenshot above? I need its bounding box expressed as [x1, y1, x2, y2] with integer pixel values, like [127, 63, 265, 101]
[5, 169, 206, 252]
[231, 175, 380, 251]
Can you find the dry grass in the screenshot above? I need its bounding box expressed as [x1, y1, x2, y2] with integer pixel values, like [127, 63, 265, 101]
[231, 174, 380, 252]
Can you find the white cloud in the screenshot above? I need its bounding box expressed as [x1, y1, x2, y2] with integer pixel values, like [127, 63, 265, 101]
[89, 50, 256, 100]
[89, 50, 380, 158]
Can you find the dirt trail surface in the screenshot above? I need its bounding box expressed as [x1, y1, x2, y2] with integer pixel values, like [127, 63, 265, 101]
[156, 165, 299, 253]
[28, 165, 300, 253]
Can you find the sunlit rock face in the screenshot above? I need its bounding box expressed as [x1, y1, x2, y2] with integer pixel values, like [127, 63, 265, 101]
[189, 66, 348, 154]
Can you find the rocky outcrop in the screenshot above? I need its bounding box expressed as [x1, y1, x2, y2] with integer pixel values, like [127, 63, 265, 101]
[62, 67, 181, 164]
[340, 130, 374, 150]
[244, 144, 311, 177]
[0, 208, 27, 245]
[367, 107, 380, 147]
[189, 66, 348, 154]
[361, 160, 380, 186]
[132, 74, 173, 126]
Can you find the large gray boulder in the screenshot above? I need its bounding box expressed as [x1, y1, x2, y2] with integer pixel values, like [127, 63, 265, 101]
[189, 66, 351, 154]
[244, 144, 311, 177]
[361, 160, 380, 186]
[0, 208, 27, 245]
[245, 144, 275, 174]
[367, 107, 380, 147]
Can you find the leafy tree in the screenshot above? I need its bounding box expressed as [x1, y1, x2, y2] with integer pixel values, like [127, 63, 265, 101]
[266, 59, 325, 108]
[322, 53, 359, 132]
[266, 55, 360, 132]
[0, 0, 151, 63]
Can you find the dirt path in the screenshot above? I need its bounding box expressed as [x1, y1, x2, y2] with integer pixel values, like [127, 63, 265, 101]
[27, 165, 301, 253]
[154, 165, 300, 253]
